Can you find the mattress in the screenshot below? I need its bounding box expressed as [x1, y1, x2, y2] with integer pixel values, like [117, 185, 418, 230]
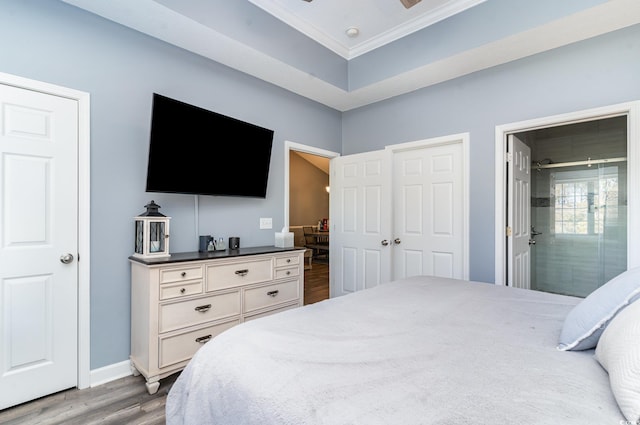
[166, 275, 623, 424]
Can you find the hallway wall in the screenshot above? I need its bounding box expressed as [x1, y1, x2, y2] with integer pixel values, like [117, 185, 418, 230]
[289, 152, 330, 227]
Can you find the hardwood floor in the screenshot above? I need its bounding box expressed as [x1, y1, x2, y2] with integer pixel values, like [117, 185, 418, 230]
[0, 373, 179, 425]
[304, 260, 329, 305]
[0, 261, 329, 424]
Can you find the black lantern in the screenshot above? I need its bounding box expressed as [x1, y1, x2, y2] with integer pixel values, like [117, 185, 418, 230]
[133, 200, 171, 259]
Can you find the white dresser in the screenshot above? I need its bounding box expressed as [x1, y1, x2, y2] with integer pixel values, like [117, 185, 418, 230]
[129, 247, 305, 394]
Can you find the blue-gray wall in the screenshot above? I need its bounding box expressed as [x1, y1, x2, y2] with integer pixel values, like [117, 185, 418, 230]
[1, 0, 639, 372]
[343, 24, 640, 283]
[1, 0, 341, 370]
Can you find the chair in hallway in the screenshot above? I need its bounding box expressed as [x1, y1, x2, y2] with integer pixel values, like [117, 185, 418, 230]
[303, 226, 329, 263]
[291, 227, 312, 270]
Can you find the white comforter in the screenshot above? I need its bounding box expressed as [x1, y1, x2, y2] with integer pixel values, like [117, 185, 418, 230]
[166, 275, 623, 424]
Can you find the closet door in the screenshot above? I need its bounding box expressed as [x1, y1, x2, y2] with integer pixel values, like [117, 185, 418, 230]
[330, 135, 467, 297]
[0, 82, 79, 409]
[330, 150, 392, 297]
[392, 142, 465, 280]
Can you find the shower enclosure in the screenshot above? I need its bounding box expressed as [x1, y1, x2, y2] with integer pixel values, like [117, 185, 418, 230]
[530, 157, 627, 297]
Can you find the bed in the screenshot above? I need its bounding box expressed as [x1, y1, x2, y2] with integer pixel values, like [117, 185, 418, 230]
[166, 274, 640, 424]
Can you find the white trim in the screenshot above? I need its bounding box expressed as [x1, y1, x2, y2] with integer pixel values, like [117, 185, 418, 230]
[283, 141, 339, 231]
[247, 0, 486, 60]
[385, 133, 470, 280]
[494, 101, 640, 286]
[0, 71, 91, 389]
[89, 360, 132, 388]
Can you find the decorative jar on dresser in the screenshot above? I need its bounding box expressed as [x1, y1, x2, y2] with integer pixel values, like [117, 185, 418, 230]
[129, 246, 305, 394]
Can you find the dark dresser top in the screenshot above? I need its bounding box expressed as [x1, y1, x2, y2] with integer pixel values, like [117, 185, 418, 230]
[128, 245, 302, 266]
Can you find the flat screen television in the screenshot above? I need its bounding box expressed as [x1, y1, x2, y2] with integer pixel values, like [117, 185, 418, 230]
[145, 93, 274, 198]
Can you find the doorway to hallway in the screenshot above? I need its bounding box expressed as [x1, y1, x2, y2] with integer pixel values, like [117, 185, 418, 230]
[284, 141, 339, 301]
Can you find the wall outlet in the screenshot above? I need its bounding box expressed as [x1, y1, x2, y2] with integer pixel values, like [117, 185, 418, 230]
[259, 217, 272, 229]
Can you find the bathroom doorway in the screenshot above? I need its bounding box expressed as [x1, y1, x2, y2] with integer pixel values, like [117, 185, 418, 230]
[516, 117, 627, 297]
[494, 101, 640, 297]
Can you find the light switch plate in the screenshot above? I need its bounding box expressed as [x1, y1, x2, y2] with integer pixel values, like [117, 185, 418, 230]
[259, 217, 272, 229]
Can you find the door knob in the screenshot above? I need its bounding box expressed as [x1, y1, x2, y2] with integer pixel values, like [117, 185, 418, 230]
[381, 240, 389, 246]
[60, 253, 74, 264]
[529, 239, 536, 246]
[394, 238, 401, 245]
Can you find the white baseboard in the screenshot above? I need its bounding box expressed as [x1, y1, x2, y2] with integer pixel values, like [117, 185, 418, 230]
[90, 360, 132, 387]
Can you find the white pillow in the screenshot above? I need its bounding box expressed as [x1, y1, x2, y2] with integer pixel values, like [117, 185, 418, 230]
[595, 299, 640, 423]
[557, 267, 640, 351]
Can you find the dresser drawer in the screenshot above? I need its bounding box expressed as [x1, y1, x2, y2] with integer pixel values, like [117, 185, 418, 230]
[244, 280, 300, 314]
[160, 280, 203, 300]
[206, 259, 273, 291]
[275, 255, 299, 268]
[158, 320, 239, 369]
[274, 266, 299, 280]
[160, 265, 204, 284]
[244, 303, 298, 322]
[159, 291, 241, 333]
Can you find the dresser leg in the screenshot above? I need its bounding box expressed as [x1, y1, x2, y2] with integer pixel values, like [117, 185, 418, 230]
[145, 378, 160, 395]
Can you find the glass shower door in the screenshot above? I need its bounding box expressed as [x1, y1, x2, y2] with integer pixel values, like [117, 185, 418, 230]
[531, 160, 627, 297]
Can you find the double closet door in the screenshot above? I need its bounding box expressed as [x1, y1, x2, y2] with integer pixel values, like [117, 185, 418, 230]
[329, 135, 467, 298]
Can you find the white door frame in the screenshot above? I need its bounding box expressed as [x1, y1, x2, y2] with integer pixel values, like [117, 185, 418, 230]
[283, 141, 340, 231]
[0, 71, 91, 389]
[494, 101, 640, 286]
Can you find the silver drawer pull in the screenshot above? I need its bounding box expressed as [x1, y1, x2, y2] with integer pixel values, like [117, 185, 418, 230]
[195, 304, 211, 313]
[267, 290, 279, 297]
[235, 269, 249, 276]
[195, 335, 212, 344]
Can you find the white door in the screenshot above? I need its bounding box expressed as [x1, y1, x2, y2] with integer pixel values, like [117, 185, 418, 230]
[507, 134, 531, 289]
[330, 150, 392, 297]
[330, 137, 467, 296]
[0, 83, 79, 409]
[392, 143, 464, 279]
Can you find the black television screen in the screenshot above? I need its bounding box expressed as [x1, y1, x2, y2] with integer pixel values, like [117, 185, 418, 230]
[145, 93, 274, 198]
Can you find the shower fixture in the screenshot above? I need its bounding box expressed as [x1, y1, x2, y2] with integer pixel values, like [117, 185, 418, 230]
[531, 226, 542, 237]
[533, 156, 626, 171]
[532, 158, 554, 171]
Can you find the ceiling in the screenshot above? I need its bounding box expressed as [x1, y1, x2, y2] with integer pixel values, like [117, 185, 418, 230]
[294, 152, 330, 174]
[246, 0, 486, 59]
[60, 0, 639, 111]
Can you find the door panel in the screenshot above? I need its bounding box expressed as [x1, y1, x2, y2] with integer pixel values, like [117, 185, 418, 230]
[393, 143, 464, 280]
[507, 134, 531, 289]
[330, 150, 392, 297]
[0, 84, 78, 409]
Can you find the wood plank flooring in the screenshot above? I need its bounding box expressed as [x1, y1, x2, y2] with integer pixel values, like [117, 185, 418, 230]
[0, 373, 179, 425]
[0, 261, 329, 425]
[303, 261, 329, 305]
